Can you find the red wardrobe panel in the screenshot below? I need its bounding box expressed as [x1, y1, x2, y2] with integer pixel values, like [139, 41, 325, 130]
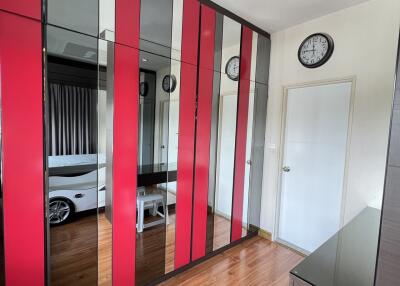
[113, 44, 139, 286]
[0, 12, 44, 285]
[0, 0, 41, 20]
[191, 5, 216, 261]
[175, 62, 198, 268]
[174, 0, 200, 268]
[231, 26, 253, 242]
[180, 0, 200, 65]
[115, 0, 140, 48]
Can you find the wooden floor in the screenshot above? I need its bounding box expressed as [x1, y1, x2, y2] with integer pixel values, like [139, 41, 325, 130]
[159, 236, 303, 286]
[50, 210, 302, 286]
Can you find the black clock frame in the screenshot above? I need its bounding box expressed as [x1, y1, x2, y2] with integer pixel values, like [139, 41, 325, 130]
[162, 74, 177, 93]
[139, 81, 148, 97]
[225, 56, 240, 81]
[298, 33, 334, 69]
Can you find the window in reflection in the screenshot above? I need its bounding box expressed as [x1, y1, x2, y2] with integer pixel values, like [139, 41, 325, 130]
[46, 25, 99, 286]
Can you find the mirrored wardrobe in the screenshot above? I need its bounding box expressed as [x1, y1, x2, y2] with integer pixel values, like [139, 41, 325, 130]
[0, 0, 271, 285]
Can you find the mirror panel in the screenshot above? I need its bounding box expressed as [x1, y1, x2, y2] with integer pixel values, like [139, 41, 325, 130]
[97, 38, 114, 286]
[212, 72, 239, 251]
[165, 58, 181, 273]
[47, 0, 99, 37]
[99, 0, 115, 42]
[140, 0, 173, 58]
[136, 51, 180, 285]
[171, 0, 183, 61]
[219, 16, 241, 75]
[46, 25, 99, 286]
[246, 34, 270, 233]
[205, 12, 224, 255]
[241, 31, 258, 237]
[208, 15, 242, 251]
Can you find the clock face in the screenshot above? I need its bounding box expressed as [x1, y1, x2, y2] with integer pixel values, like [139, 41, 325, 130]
[298, 33, 334, 68]
[226, 56, 240, 81]
[162, 75, 176, 93]
[139, 82, 148, 97]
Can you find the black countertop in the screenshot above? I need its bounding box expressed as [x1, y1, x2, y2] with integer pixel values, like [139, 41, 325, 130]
[49, 160, 177, 187]
[291, 207, 380, 286]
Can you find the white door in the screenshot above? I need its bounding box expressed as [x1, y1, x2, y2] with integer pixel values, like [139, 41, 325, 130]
[277, 81, 352, 253]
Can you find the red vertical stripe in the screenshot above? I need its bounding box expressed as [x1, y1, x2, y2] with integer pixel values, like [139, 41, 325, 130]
[175, 62, 198, 268]
[191, 5, 215, 261]
[0, 12, 44, 285]
[180, 0, 200, 66]
[231, 26, 253, 242]
[113, 44, 139, 286]
[0, 0, 41, 20]
[114, 0, 140, 284]
[115, 0, 140, 48]
[174, 0, 200, 268]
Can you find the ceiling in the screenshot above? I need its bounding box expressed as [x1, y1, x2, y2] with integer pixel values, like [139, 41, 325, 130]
[212, 0, 369, 33]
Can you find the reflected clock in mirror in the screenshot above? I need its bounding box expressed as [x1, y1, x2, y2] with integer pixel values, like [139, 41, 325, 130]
[140, 82, 148, 97]
[298, 33, 334, 68]
[162, 74, 176, 93]
[225, 56, 240, 81]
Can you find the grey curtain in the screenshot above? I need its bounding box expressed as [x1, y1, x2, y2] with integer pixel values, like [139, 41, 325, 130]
[49, 83, 97, 156]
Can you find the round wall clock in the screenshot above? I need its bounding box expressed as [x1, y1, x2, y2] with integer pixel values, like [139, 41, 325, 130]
[298, 33, 334, 68]
[225, 56, 240, 81]
[162, 75, 177, 93]
[139, 82, 148, 97]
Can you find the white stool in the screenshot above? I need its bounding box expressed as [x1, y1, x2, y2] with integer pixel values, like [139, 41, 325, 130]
[136, 193, 166, 233]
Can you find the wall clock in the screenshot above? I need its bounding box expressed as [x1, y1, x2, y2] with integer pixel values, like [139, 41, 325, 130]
[298, 33, 334, 68]
[162, 75, 177, 93]
[225, 56, 240, 81]
[139, 82, 148, 97]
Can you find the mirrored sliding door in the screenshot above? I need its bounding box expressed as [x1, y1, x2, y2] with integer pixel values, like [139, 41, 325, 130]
[46, 25, 99, 286]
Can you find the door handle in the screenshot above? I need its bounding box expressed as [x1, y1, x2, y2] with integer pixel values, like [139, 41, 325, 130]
[282, 166, 291, 172]
[246, 160, 251, 165]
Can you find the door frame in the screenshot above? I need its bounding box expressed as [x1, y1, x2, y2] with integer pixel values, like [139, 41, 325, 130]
[273, 76, 357, 254]
[158, 99, 170, 165]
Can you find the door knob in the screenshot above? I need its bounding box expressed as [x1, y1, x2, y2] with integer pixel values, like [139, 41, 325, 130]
[246, 160, 252, 165]
[282, 166, 291, 172]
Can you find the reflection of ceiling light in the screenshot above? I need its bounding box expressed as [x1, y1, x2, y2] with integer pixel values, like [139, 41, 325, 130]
[83, 51, 96, 58]
[142, 58, 148, 62]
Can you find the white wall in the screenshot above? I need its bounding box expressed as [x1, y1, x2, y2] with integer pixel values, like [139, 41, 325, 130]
[261, 0, 400, 234]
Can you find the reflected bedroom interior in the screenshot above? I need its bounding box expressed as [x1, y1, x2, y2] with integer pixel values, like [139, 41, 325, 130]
[44, 0, 267, 284]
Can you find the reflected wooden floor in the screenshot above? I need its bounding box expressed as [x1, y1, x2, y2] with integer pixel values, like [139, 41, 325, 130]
[159, 236, 304, 286]
[51, 211, 301, 286]
[50, 211, 98, 286]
